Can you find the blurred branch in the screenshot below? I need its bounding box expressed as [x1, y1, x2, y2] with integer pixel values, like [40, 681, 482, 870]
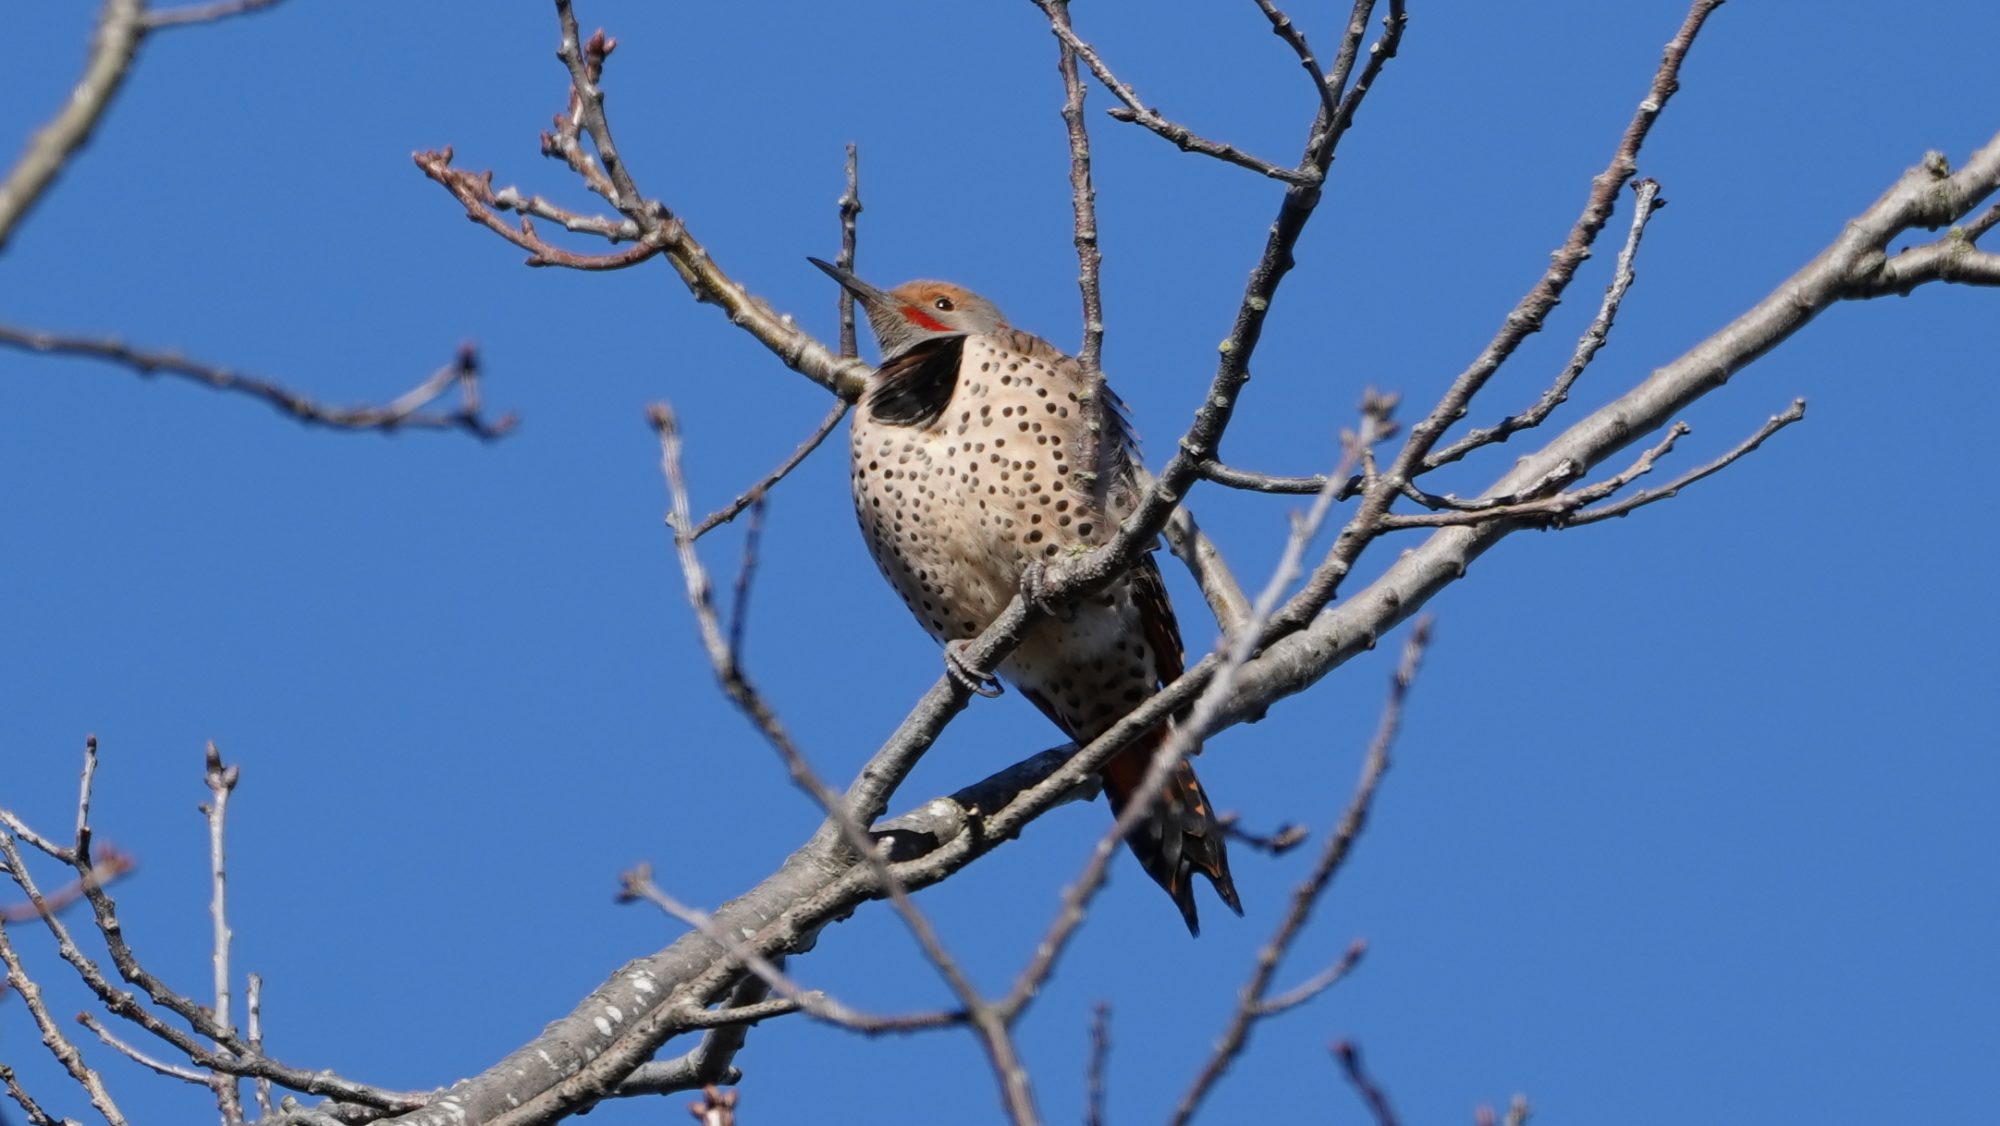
[1084, 1002, 1110, 1126]
[1216, 813, 1308, 857]
[0, 328, 516, 438]
[0, 844, 133, 925]
[0, 833, 131, 1126]
[1171, 620, 1428, 1125]
[0, 0, 144, 253]
[1332, 1040, 1401, 1126]
[1, 1063, 61, 1126]
[143, 0, 286, 29]
[652, 405, 1040, 1124]
[687, 1085, 736, 1126]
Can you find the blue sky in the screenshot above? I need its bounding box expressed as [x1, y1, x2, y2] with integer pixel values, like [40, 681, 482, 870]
[4, 2, 1996, 1123]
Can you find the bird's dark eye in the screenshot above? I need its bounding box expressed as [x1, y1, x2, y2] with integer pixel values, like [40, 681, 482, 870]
[933, 296, 954, 312]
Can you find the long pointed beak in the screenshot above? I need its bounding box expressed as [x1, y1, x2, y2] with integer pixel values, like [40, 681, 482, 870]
[807, 256, 894, 309]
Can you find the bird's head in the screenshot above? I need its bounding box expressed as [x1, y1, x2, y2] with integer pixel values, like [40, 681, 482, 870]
[808, 258, 1007, 359]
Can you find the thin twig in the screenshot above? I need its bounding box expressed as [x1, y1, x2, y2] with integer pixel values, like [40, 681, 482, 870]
[1216, 813, 1308, 857]
[415, 148, 656, 270]
[76, 734, 100, 856]
[142, 0, 286, 29]
[1199, 460, 1357, 497]
[1162, 504, 1253, 640]
[248, 973, 274, 1118]
[1963, 201, 2000, 242]
[1427, 178, 1667, 470]
[1031, 3, 1311, 185]
[674, 400, 850, 544]
[1171, 621, 1429, 1125]
[543, 27, 620, 202]
[651, 405, 1039, 1122]
[684, 974, 766, 1091]
[725, 498, 766, 666]
[1255, 939, 1366, 1017]
[838, 145, 862, 359]
[0, 845, 134, 924]
[19, 758, 426, 1112]
[78, 1012, 211, 1085]
[1332, 1040, 1400, 1126]
[1005, 401, 1385, 1023]
[0, 834, 130, 1125]
[1045, 0, 1104, 371]
[1379, 399, 1807, 530]
[1560, 400, 1806, 525]
[202, 743, 244, 1124]
[1412, 2, 1724, 475]
[546, 6, 871, 397]
[0, 328, 516, 439]
[1252, 0, 1343, 120]
[616, 864, 959, 1036]
[1, 1062, 62, 1126]
[1084, 1002, 1110, 1126]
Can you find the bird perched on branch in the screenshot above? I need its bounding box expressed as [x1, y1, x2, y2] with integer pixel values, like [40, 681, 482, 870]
[809, 257, 1241, 935]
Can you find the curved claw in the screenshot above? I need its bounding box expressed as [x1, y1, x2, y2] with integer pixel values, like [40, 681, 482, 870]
[944, 639, 1005, 699]
[1019, 560, 1072, 621]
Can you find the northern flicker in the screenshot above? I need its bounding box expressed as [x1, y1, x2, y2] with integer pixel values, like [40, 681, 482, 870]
[809, 257, 1242, 935]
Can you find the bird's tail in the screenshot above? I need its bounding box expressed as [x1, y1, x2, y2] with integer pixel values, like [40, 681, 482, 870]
[1099, 733, 1242, 936]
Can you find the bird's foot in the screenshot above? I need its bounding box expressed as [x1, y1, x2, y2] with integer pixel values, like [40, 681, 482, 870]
[943, 639, 1004, 699]
[1018, 560, 1066, 618]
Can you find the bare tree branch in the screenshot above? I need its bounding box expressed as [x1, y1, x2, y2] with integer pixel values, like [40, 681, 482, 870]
[0, 328, 516, 439]
[342, 5, 2000, 1123]
[142, 0, 286, 30]
[1427, 177, 1668, 470]
[1172, 620, 1429, 1125]
[542, 7, 871, 399]
[78, 1011, 210, 1086]
[1, 1062, 63, 1126]
[201, 744, 244, 1124]
[247, 973, 274, 1119]
[1044, 0, 1104, 372]
[653, 405, 1042, 1125]
[837, 144, 862, 360]
[1216, 813, 1309, 857]
[1033, 2, 1312, 185]
[674, 400, 850, 544]
[1083, 1002, 1110, 1126]
[0, 833, 131, 1126]
[1411, 1, 1723, 476]
[0, 0, 144, 252]
[1, 745, 425, 1116]
[1332, 1040, 1400, 1126]
[415, 148, 657, 270]
[0, 845, 133, 925]
[616, 864, 958, 1037]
